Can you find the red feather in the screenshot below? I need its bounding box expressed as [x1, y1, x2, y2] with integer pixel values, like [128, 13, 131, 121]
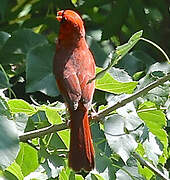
[53, 10, 95, 171]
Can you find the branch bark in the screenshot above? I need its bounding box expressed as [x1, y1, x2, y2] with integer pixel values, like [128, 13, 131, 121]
[132, 152, 169, 180]
[92, 73, 170, 121]
[19, 73, 170, 141]
[19, 122, 67, 142]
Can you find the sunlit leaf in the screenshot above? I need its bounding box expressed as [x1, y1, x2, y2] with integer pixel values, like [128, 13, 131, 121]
[104, 114, 138, 162]
[58, 130, 70, 149]
[6, 161, 24, 180]
[95, 30, 143, 79]
[116, 30, 143, 60]
[45, 106, 62, 125]
[116, 166, 143, 180]
[16, 143, 39, 176]
[143, 132, 162, 166]
[8, 99, 37, 116]
[95, 67, 137, 94]
[138, 101, 168, 163]
[14, 113, 28, 136]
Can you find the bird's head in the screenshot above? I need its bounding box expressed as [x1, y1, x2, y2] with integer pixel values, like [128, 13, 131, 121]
[57, 10, 85, 39]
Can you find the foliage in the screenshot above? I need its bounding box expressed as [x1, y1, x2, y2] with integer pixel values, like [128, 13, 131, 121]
[0, 0, 170, 179]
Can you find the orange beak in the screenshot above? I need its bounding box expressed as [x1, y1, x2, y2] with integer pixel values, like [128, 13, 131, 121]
[56, 10, 64, 22]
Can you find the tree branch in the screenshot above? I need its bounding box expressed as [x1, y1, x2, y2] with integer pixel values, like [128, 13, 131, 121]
[18, 73, 170, 179]
[19, 123, 67, 142]
[19, 73, 170, 142]
[92, 73, 170, 121]
[132, 152, 169, 180]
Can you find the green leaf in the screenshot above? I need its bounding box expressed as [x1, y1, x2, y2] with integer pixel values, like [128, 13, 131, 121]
[104, 114, 139, 162]
[138, 102, 168, 161]
[0, 96, 11, 118]
[86, 35, 111, 67]
[2, 29, 48, 55]
[0, 29, 48, 65]
[90, 123, 116, 179]
[0, 115, 19, 170]
[116, 30, 143, 59]
[14, 113, 29, 135]
[38, 142, 65, 178]
[24, 165, 48, 179]
[75, 174, 84, 180]
[26, 43, 59, 96]
[48, 133, 67, 150]
[94, 145, 116, 179]
[58, 130, 70, 149]
[94, 30, 143, 80]
[108, 67, 135, 83]
[8, 99, 37, 116]
[128, 0, 148, 30]
[6, 161, 24, 180]
[138, 162, 154, 180]
[0, 31, 10, 50]
[45, 106, 62, 125]
[148, 62, 170, 74]
[116, 166, 143, 180]
[131, 50, 156, 68]
[95, 67, 137, 94]
[143, 132, 162, 166]
[0, 70, 11, 89]
[91, 123, 111, 157]
[91, 173, 105, 180]
[16, 143, 39, 176]
[71, 0, 77, 5]
[116, 53, 146, 76]
[144, 85, 169, 106]
[59, 167, 71, 180]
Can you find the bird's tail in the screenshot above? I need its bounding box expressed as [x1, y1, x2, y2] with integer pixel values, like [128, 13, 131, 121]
[68, 103, 94, 172]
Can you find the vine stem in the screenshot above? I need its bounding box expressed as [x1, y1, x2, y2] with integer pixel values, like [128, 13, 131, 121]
[140, 37, 170, 63]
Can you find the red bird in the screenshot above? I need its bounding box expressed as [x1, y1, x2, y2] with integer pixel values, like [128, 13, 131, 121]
[53, 10, 95, 171]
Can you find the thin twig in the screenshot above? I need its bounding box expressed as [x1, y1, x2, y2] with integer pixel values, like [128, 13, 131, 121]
[132, 152, 169, 180]
[92, 73, 170, 121]
[140, 38, 170, 63]
[19, 73, 170, 141]
[19, 123, 67, 142]
[18, 73, 170, 179]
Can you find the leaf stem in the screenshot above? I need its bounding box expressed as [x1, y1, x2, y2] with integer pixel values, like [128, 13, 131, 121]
[140, 37, 170, 63]
[0, 64, 16, 98]
[0, 64, 9, 84]
[137, 107, 167, 113]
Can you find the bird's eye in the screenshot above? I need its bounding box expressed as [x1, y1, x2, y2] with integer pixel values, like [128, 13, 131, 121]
[61, 17, 67, 23]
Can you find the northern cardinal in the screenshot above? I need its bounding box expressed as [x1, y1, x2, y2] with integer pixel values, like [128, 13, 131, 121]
[53, 10, 95, 171]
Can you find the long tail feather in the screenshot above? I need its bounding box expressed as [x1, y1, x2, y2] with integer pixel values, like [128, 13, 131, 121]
[68, 104, 94, 171]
